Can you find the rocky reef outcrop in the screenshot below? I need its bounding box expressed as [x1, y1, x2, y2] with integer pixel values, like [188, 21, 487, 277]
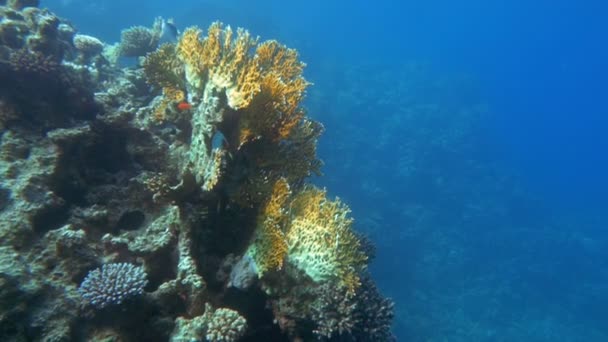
[0, 3, 394, 341]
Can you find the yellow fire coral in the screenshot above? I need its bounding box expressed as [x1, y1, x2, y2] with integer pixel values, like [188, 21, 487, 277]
[247, 182, 367, 292]
[236, 40, 309, 146]
[153, 86, 186, 121]
[177, 23, 260, 109]
[227, 117, 323, 208]
[285, 186, 367, 292]
[172, 22, 309, 143]
[142, 22, 316, 198]
[247, 178, 291, 275]
[142, 43, 184, 89]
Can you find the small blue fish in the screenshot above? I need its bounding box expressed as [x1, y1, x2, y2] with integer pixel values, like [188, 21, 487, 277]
[160, 18, 179, 43]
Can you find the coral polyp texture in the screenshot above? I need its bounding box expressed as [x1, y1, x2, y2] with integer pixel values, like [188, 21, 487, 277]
[286, 186, 368, 292]
[0, 3, 394, 341]
[78, 262, 148, 308]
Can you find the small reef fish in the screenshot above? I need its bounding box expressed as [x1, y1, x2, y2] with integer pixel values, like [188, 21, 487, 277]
[160, 18, 179, 43]
[176, 101, 192, 111]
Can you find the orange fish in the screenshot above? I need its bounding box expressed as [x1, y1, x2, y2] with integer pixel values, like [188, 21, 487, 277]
[177, 101, 192, 111]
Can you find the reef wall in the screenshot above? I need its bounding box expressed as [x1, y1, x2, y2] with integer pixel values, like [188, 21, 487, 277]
[0, 3, 393, 341]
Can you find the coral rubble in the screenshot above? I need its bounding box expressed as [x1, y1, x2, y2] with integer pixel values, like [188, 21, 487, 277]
[0, 3, 394, 341]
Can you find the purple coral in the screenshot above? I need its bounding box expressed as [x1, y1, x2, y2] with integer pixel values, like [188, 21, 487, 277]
[78, 262, 148, 309]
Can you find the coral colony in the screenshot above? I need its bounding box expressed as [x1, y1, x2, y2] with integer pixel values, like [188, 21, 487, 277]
[0, 1, 394, 341]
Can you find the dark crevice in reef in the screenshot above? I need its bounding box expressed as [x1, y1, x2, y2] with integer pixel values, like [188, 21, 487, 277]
[0, 187, 11, 211]
[145, 241, 179, 293]
[82, 126, 133, 175]
[115, 210, 145, 231]
[31, 203, 69, 233]
[74, 297, 172, 342]
[193, 200, 257, 294]
[223, 287, 287, 341]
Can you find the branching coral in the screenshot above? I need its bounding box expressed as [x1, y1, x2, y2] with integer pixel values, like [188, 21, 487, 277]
[170, 303, 247, 342]
[310, 274, 395, 340]
[78, 263, 148, 309]
[204, 303, 248, 342]
[350, 274, 395, 341]
[118, 18, 162, 57]
[311, 283, 357, 338]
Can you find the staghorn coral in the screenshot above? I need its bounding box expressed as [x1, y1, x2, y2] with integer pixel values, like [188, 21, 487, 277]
[286, 186, 368, 293]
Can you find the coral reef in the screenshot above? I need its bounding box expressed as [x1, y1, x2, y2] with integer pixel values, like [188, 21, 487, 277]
[117, 18, 162, 58]
[73, 33, 104, 63]
[0, 3, 393, 341]
[0, 5, 101, 131]
[205, 304, 248, 342]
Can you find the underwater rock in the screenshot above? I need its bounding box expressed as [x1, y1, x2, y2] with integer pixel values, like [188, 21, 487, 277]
[228, 254, 258, 290]
[5, 0, 39, 10]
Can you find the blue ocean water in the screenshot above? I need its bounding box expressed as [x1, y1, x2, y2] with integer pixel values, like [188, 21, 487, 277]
[43, 0, 608, 340]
